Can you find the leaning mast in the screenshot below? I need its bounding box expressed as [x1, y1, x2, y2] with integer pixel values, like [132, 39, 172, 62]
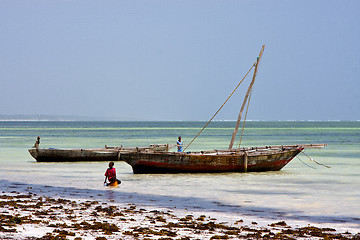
[228, 45, 265, 150]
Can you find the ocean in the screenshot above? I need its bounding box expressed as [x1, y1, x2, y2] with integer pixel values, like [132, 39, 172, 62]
[0, 121, 359, 232]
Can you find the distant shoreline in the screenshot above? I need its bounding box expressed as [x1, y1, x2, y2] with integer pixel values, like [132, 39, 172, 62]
[0, 117, 359, 122]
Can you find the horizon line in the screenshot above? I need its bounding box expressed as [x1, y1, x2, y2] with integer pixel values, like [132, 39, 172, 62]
[0, 119, 359, 122]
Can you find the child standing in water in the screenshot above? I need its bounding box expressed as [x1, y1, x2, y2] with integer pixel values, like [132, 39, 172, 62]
[104, 162, 121, 186]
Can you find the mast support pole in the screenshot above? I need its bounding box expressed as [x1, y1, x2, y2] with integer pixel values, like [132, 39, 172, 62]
[228, 45, 265, 150]
[244, 151, 248, 172]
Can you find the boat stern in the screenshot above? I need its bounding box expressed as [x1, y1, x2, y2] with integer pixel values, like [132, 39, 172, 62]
[28, 148, 38, 160]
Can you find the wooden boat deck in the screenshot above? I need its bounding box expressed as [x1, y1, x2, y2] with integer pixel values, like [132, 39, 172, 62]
[120, 144, 326, 174]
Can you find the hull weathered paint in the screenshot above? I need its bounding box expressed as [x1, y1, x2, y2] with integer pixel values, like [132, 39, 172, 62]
[28, 144, 169, 162]
[29, 148, 119, 162]
[121, 147, 303, 174]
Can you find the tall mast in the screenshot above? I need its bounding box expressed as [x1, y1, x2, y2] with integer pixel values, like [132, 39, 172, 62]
[228, 45, 265, 150]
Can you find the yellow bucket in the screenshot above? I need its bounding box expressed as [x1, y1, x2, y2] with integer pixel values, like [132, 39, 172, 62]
[109, 181, 118, 187]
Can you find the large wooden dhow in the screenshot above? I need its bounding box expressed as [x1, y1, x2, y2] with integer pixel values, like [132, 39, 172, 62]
[121, 144, 325, 174]
[121, 45, 327, 174]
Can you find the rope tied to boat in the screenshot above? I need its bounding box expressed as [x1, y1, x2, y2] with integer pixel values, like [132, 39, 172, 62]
[301, 151, 331, 168]
[183, 62, 256, 151]
[296, 155, 316, 169]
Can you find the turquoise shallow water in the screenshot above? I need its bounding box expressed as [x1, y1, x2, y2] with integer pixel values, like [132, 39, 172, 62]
[0, 121, 359, 230]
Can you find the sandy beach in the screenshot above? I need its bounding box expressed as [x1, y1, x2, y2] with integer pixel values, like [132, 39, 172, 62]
[1, 190, 359, 240]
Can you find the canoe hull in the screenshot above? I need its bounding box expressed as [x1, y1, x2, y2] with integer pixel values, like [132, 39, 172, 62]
[122, 147, 303, 174]
[29, 148, 119, 162]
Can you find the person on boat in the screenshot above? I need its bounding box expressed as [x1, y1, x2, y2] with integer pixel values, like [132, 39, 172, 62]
[177, 136, 183, 152]
[33, 136, 40, 149]
[104, 162, 121, 186]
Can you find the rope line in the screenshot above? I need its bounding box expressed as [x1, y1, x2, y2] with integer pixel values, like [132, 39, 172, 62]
[301, 151, 331, 168]
[296, 155, 316, 169]
[184, 63, 256, 151]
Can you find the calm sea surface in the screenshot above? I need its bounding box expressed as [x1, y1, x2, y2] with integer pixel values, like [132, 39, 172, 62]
[0, 121, 359, 230]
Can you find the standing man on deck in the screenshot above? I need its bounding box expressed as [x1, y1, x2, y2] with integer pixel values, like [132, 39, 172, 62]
[177, 136, 183, 152]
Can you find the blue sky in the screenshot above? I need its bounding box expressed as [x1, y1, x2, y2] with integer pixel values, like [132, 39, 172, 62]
[1, 0, 359, 120]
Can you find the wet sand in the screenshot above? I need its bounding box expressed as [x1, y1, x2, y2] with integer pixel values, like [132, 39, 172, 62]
[1, 191, 359, 240]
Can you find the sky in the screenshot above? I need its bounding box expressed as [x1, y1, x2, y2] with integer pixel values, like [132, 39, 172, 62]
[0, 0, 359, 121]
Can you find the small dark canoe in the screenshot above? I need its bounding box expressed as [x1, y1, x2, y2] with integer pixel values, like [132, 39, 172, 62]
[28, 148, 120, 162]
[28, 144, 170, 162]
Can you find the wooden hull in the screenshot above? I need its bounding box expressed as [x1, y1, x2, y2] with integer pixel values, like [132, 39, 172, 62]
[121, 147, 303, 174]
[29, 148, 120, 162]
[28, 144, 170, 162]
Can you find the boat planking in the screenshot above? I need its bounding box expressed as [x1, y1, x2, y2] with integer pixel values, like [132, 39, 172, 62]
[29, 144, 169, 162]
[29, 148, 120, 162]
[121, 144, 325, 174]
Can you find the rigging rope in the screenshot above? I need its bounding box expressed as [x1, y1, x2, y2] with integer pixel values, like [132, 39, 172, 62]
[183, 63, 256, 151]
[301, 151, 331, 168]
[296, 155, 316, 169]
